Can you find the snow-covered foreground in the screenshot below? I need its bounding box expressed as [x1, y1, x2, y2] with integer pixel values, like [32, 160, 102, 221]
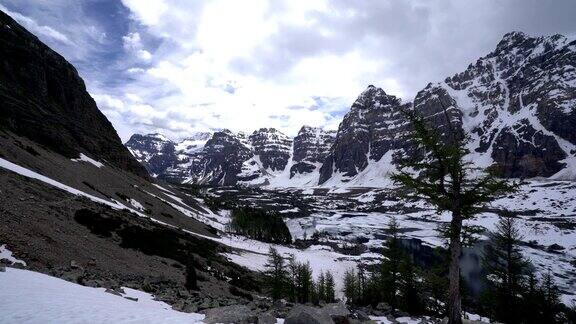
[0, 267, 426, 324]
[0, 267, 205, 324]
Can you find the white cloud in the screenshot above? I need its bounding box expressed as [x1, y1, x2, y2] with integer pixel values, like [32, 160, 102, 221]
[136, 49, 152, 61]
[8, 0, 575, 141]
[120, 0, 167, 26]
[122, 32, 153, 62]
[0, 3, 72, 45]
[122, 32, 141, 50]
[113, 0, 380, 138]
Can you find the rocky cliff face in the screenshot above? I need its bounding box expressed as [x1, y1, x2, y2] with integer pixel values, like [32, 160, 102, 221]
[441, 31, 576, 178]
[291, 126, 336, 177]
[192, 130, 253, 185]
[0, 11, 149, 179]
[125, 133, 177, 177]
[318, 86, 412, 184]
[318, 31, 576, 184]
[249, 128, 292, 172]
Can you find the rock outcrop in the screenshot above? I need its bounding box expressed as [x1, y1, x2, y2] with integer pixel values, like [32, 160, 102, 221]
[318, 86, 412, 184]
[291, 126, 336, 178]
[319, 31, 576, 184]
[0, 11, 149, 179]
[249, 128, 292, 172]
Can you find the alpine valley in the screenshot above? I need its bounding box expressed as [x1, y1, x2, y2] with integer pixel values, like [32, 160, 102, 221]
[1, 5, 576, 324]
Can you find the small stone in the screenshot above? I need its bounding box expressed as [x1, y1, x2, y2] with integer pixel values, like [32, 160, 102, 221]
[105, 288, 122, 296]
[182, 303, 199, 313]
[124, 296, 138, 302]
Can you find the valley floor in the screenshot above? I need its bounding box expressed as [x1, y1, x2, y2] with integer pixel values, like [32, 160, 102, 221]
[205, 183, 576, 306]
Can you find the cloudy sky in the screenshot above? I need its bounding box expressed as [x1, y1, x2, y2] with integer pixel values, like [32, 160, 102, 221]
[2, 0, 575, 141]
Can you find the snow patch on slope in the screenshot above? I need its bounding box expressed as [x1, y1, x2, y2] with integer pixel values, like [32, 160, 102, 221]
[0, 267, 204, 323]
[0, 245, 26, 266]
[71, 153, 104, 168]
[321, 150, 398, 188]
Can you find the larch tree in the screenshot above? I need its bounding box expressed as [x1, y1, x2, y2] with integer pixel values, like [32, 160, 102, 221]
[379, 216, 404, 309]
[482, 214, 528, 322]
[317, 271, 326, 303]
[324, 271, 336, 303]
[343, 268, 359, 306]
[264, 246, 288, 300]
[391, 107, 516, 324]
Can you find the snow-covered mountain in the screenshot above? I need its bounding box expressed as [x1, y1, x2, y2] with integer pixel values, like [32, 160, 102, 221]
[125, 127, 337, 186]
[127, 31, 576, 187]
[321, 31, 576, 185]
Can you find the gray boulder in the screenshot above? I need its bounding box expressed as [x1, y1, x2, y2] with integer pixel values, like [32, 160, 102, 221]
[257, 311, 277, 324]
[203, 305, 256, 324]
[322, 303, 350, 317]
[285, 305, 334, 324]
[322, 303, 352, 323]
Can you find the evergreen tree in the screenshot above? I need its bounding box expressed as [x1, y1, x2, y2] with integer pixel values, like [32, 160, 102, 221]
[264, 246, 287, 300]
[482, 214, 528, 323]
[324, 271, 336, 303]
[357, 266, 367, 304]
[391, 108, 516, 324]
[311, 279, 320, 305]
[399, 258, 424, 314]
[540, 270, 561, 323]
[362, 272, 381, 307]
[295, 261, 313, 303]
[343, 268, 359, 306]
[317, 272, 326, 303]
[228, 207, 292, 243]
[287, 254, 298, 302]
[379, 216, 403, 309]
[521, 272, 541, 323]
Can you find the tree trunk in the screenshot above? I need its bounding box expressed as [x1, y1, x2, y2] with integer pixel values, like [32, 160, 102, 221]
[447, 212, 463, 324]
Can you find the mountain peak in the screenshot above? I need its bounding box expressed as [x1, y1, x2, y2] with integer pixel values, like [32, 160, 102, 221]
[148, 133, 170, 141]
[354, 85, 401, 109]
[502, 30, 527, 41]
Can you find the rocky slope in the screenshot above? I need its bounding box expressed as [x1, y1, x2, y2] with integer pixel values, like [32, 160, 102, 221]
[0, 9, 264, 311]
[0, 11, 148, 179]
